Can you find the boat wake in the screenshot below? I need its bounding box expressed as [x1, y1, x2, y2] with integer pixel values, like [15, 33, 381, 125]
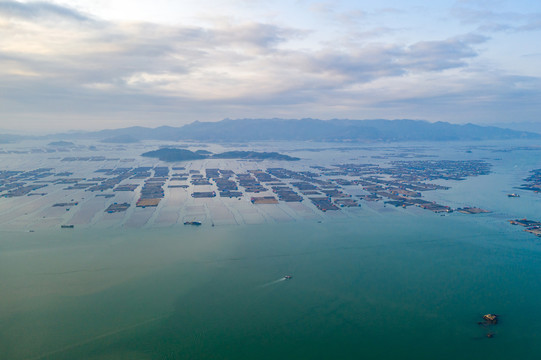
[258, 277, 287, 288]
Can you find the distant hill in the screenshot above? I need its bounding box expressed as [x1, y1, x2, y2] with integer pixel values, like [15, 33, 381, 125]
[171, 118, 540, 142]
[0, 134, 25, 144]
[95, 126, 180, 141]
[101, 135, 140, 143]
[491, 121, 541, 135]
[47, 141, 75, 147]
[142, 148, 299, 162]
[38, 118, 541, 143]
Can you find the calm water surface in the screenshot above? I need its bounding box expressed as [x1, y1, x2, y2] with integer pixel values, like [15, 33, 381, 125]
[2, 141, 541, 359]
[2, 214, 541, 360]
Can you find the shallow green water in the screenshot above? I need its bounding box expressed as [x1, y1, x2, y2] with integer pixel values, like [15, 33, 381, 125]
[2, 213, 541, 360]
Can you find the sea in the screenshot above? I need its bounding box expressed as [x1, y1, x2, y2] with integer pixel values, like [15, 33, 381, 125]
[1, 139, 541, 359]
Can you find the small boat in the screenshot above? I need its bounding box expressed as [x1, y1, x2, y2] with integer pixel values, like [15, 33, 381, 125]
[508, 193, 520, 198]
[184, 221, 202, 226]
[61, 225, 74, 229]
[284, 275, 293, 280]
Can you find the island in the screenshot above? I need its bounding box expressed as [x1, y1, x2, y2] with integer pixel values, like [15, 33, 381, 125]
[141, 148, 206, 162]
[141, 148, 299, 162]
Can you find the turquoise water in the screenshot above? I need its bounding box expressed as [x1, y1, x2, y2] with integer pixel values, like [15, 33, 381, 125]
[2, 214, 541, 359]
[2, 141, 541, 359]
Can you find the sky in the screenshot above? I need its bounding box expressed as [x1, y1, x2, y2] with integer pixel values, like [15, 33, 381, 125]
[0, 0, 541, 132]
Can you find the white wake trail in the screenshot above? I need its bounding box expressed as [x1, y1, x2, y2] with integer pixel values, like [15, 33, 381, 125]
[258, 277, 287, 288]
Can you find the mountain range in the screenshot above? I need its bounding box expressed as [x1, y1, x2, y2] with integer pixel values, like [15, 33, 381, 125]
[3, 119, 540, 143]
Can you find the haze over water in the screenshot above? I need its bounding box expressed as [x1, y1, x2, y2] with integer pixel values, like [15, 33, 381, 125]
[2, 140, 541, 359]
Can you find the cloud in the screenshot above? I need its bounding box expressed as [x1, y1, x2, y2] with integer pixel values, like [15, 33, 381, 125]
[0, 1, 539, 130]
[451, 5, 541, 33]
[400, 34, 488, 71]
[298, 33, 488, 85]
[367, 73, 541, 123]
[0, 2, 487, 98]
[0, 0, 92, 22]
